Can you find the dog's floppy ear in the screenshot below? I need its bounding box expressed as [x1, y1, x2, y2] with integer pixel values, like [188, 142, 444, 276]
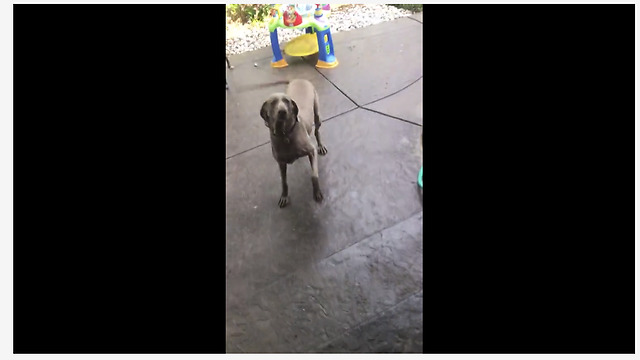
[260, 100, 270, 127]
[291, 100, 299, 121]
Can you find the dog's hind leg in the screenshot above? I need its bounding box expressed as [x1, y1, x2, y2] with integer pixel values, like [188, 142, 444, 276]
[278, 162, 290, 208]
[308, 149, 323, 202]
[313, 90, 328, 155]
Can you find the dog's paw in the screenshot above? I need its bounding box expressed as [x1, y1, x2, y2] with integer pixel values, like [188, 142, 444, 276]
[278, 196, 290, 208]
[313, 190, 324, 202]
[318, 145, 328, 156]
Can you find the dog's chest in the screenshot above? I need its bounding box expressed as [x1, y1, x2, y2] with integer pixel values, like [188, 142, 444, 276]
[272, 139, 311, 164]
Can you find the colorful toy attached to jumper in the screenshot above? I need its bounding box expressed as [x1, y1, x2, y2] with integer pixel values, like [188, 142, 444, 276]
[268, 4, 338, 69]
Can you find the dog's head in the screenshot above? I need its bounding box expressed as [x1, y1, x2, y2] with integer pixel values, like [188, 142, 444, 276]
[260, 93, 299, 137]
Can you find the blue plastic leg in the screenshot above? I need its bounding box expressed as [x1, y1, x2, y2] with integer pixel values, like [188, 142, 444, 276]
[270, 29, 284, 63]
[315, 27, 337, 65]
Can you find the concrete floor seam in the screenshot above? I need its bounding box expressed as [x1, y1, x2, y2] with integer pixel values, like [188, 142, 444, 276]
[306, 59, 423, 114]
[313, 288, 424, 351]
[361, 107, 423, 127]
[305, 56, 361, 108]
[226, 141, 271, 161]
[361, 75, 423, 108]
[307, 62, 422, 126]
[320, 106, 359, 123]
[317, 209, 423, 266]
[320, 105, 420, 126]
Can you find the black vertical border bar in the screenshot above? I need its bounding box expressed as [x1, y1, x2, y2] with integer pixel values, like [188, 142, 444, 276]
[423, 4, 634, 354]
[14, 4, 227, 353]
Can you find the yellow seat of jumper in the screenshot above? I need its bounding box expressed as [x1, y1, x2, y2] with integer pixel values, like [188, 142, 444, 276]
[284, 33, 319, 57]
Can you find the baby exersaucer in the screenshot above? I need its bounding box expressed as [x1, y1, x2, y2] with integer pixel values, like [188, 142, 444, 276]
[268, 4, 338, 69]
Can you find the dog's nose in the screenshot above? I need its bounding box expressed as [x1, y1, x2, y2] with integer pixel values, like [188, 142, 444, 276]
[277, 109, 287, 119]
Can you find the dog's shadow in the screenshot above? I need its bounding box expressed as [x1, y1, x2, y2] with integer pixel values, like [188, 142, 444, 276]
[231, 158, 331, 274]
[272, 109, 338, 257]
[268, 185, 330, 265]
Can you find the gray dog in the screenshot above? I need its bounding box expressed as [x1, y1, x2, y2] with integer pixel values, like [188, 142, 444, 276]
[260, 79, 328, 208]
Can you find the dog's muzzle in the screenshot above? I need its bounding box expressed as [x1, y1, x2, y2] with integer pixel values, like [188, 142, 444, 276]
[275, 120, 285, 135]
[272, 120, 298, 140]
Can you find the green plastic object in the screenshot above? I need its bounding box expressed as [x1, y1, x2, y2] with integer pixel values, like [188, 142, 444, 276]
[418, 166, 423, 188]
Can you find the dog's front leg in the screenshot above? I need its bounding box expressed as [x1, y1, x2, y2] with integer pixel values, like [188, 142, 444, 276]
[278, 162, 290, 208]
[308, 149, 323, 202]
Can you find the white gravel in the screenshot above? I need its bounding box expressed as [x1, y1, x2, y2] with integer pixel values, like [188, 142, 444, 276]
[226, 4, 415, 56]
